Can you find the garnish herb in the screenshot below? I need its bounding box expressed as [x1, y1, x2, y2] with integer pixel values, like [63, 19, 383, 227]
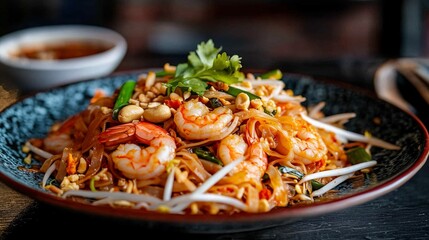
[346, 147, 372, 165]
[193, 147, 224, 166]
[112, 80, 136, 120]
[164, 39, 244, 96]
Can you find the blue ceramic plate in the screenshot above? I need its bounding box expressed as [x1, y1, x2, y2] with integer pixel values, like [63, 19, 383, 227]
[0, 70, 428, 233]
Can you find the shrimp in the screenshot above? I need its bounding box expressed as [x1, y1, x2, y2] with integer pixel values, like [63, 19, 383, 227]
[98, 121, 176, 180]
[42, 115, 80, 154]
[173, 98, 234, 140]
[218, 134, 267, 182]
[278, 117, 328, 164]
[43, 133, 74, 154]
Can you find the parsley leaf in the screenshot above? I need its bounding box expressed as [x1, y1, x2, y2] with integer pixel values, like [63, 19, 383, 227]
[164, 39, 244, 96]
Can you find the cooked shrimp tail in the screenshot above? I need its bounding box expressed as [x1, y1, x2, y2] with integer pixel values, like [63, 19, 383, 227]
[99, 121, 177, 180]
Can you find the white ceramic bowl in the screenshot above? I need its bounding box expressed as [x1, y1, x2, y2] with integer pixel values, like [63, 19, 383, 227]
[0, 24, 127, 92]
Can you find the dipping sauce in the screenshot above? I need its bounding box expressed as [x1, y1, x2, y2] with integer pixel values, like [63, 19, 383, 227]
[10, 40, 114, 60]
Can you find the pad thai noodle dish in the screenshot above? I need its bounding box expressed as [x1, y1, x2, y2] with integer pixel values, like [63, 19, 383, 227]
[23, 40, 400, 215]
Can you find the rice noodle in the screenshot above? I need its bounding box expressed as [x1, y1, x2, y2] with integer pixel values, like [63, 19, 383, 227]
[77, 142, 104, 183]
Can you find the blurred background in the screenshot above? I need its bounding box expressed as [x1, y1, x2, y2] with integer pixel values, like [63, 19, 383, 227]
[1, 0, 427, 73]
[0, 0, 428, 109]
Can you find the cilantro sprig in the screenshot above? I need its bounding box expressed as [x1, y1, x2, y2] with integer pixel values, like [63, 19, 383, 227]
[164, 39, 245, 96]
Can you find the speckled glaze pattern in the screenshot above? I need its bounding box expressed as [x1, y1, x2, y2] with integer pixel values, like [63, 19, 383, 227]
[0, 71, 427, 233]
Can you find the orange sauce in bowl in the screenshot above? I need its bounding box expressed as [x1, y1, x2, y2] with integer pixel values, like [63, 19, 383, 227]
[11, 40, 114, 60]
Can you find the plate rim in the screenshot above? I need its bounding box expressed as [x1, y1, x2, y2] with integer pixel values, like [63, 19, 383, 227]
[1, 69, 428, 232]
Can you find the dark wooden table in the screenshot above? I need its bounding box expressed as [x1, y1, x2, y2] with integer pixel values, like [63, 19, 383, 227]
[0, 65, 428, 240]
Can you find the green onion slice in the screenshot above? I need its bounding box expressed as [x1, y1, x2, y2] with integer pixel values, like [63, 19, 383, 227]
[89, 177, 97, 192]
[112, 80, 136, 120]
[259, 69, 283, 80]
[311, 180, 325, 190]
[193, 147, 224, 166]
[346, 147, 372, 165]
[224, 85, 260, 100]
[155, 70, 174, 77]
